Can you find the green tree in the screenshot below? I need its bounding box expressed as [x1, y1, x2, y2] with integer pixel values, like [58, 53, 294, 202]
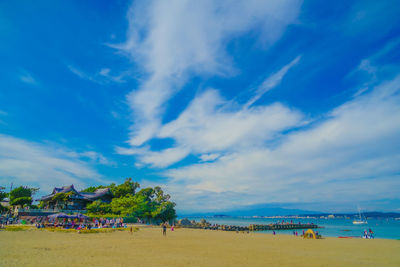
[0, 186, 7, 202]
[153, 186, 171, 203]
[68, 179, 176, 223]
[111, 178, 140, 198]
[10, 196, 32, 206]
[81, 185, 108, 193]
[110, 194, 138, 216]
[29, 204, 39, 209]
[136, 187, 155, 201]
[38, 201, 45, 209]
[152, 201, 176, 223]
[87, 200, 112, 215]
[51, 192, 75, 209]
[9, 186, 36, 207]
[0, 186, 8, 213]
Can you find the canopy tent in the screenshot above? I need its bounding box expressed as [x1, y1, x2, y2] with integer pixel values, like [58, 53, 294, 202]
[69, 213, 89, 219]
[303, 229, 318, 239]
[48, 213, 89, 220]
[48, 213, 70, 219]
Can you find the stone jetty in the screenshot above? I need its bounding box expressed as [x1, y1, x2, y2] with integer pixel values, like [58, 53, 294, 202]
[177, 219, 319, 232]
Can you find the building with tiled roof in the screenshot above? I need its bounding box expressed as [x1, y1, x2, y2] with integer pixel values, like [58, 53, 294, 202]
[40, 185, 112, 210]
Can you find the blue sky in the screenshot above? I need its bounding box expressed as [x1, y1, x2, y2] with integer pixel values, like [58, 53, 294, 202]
[1, 0, 400, 213]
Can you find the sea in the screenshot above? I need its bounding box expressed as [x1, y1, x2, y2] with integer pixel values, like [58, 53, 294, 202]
[180, 216, 400, 240]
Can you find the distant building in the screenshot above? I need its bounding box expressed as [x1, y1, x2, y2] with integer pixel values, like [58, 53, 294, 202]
[0, 198, 9, 207]
[40, 185, 112, 210]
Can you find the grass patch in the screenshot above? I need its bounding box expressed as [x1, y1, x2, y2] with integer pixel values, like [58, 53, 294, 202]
[3, 225, 34, 231]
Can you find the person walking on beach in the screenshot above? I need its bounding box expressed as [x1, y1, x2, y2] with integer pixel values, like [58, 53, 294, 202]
[162, 223, 167, 236]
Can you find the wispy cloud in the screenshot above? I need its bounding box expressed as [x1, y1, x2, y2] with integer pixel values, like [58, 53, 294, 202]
[158, 89, 303, 154]
[19, 71, 38, 85]
[114, 0, 303, 146]
[117, 88, 304, 168]
[244, 56, 301, 108]
[0, 134, 106, 194]
[67, 65, 128, 84]
[116, 146, 189, 168]
[199, 153, 220, 162]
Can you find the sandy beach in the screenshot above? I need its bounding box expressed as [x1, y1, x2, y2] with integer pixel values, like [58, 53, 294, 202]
[1, 226, 399, 266]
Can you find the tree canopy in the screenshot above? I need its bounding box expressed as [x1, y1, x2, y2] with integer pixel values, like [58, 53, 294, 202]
[82, 178, 140, 197]
[0, 186, 7, 202]
[84, 178, 176, 223]
[80, 185, 108, 193]
[9, 186, 38, 207]
[0, 186, 8, 212]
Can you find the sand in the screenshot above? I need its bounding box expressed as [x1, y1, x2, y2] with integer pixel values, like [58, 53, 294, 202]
[1, 226, 399, 266]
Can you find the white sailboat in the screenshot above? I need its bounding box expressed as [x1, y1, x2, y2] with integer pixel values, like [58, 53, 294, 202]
[352, 208, 367, 225]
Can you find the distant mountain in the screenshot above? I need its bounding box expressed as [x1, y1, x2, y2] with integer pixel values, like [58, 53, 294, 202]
[179, 203, 320, 217]
[363, 212, 400, 218]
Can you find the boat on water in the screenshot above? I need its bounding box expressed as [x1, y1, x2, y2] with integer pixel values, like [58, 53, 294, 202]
[353, 208, 368, 225]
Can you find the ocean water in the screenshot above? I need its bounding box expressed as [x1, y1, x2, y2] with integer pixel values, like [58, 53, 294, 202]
[180, 216, 400, 240]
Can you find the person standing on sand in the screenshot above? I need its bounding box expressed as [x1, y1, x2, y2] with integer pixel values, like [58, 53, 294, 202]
[162, 223, 167, 236]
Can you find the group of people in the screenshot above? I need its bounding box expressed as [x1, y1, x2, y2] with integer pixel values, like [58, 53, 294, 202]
[32, 216, 128, 230]
[92, 217, 125, 228]
[363, 228, 374, 239]
[162, 223, 174, 236]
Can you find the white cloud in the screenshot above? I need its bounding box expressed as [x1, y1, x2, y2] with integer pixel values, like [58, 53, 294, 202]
[118, 86, 303, 168]
[199, 153, 220, 162]
[0, 134, 105, 194]
[116, 146, 189, 168]
[245, 56, 301, 108]
[99, 68, 111, 76]
[79, 151, 115, 166]
[67, 65, 127, 84]
[164, 75, 400, 210]
[159, 89, 303, 154]
[19, 71, 37, 85]
[115, 0, 303, 146]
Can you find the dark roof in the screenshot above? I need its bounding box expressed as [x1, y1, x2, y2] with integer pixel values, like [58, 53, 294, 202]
[80, 188, 112, 200]
[53, 185, 81, 195]
[40, 185, 79, 201]
[40, 186, 112, 201]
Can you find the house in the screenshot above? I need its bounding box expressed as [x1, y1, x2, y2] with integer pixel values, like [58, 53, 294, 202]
[40, 185, 112, 210]
[0, 198, 9, 207]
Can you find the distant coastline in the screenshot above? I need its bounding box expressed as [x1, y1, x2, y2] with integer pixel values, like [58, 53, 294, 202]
[180, 211, 400, 219]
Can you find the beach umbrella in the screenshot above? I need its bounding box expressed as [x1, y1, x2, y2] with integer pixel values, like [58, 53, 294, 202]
[76, 213, 89, 219]
[48, 213, 70, 219]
